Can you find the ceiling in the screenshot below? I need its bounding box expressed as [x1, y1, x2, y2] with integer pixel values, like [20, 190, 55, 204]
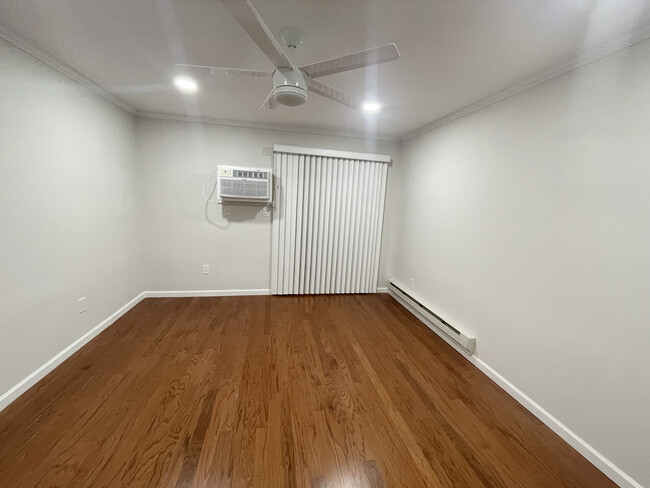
[2, 0, 650, 140]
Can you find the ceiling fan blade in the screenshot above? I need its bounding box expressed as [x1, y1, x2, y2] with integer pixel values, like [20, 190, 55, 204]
[221, 0, 295, 70]
[307, 79, 360, 110]
[175, 64, 271, 77]
[261, 89, 278, 109]
[300, 43, 400, 79]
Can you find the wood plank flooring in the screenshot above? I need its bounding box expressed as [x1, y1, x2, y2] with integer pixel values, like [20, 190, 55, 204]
[0, 295, 616, 487]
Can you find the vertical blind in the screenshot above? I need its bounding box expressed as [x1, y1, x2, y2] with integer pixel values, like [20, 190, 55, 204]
[271, 145, 390, 295]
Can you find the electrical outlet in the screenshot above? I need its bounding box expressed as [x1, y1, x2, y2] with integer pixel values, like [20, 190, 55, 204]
[78, 297, 87, 314]
[262, 206, 270, 217]
[202, 264, 209, 275]
[409, 278, 415, 289]
[223, 206, 231, 216]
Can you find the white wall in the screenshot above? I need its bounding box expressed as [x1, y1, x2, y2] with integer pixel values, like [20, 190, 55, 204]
[393, 38, 650, 486]
[136, 117, 401, 292]
[0, 39, 143, 397]
[0, 34, 400, 404]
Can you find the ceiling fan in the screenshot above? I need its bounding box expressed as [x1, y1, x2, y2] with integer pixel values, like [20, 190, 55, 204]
[175, 0, 400, 110]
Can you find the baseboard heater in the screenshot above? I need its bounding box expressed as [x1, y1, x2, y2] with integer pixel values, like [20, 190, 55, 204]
[388, 281, 476, 355]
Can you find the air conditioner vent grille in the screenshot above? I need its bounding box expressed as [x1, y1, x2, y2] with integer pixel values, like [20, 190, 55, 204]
[217, 166, 273, 204]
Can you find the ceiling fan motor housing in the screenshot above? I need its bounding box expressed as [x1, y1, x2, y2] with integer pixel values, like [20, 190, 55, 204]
[272, 68, 308, 106]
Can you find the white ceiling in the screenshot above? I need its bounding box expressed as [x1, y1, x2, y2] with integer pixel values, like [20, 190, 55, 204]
[2, 0, 650, 139]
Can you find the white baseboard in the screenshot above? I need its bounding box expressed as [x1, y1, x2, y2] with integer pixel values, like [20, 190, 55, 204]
[144, 289, 271, 297]
[388, 290, 642, 488]
[376, 287, 389, 293]
[0, 288, 269, 413]
[0, 292, 146, 413]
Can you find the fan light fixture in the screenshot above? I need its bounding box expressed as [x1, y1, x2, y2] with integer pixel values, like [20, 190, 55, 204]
[362, 101, 382, 114]
[174, 76, 198, 94]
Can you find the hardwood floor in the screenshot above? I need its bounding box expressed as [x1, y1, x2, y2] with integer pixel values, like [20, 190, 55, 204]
[0, 295, 616, 487]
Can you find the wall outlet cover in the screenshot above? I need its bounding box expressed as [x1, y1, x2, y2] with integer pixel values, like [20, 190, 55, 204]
[78, 297, 87, 314]
[202, 264, 209, 275]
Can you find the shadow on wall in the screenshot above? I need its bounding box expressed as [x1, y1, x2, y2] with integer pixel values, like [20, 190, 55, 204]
[204, 201, 268, 228]
[503, 1, 650, 91]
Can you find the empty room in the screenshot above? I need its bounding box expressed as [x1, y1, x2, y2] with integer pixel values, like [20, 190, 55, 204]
[1, 0, 648, 487]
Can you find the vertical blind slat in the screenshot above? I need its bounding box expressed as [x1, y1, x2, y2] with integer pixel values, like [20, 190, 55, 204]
[305, 155, 315, 294]
[310, 155, 318, 293]
[338, 161, 350, 293]
[293, 155, 305, 293]
[360, 163, 373, 293]
[298, 156, 309, 294]
[350, 161, 364, 292]
[285, 155, 295, 293]
[357, 162, 370, 293]
[329, 159, 342, 294]
[277, 154, 287, 293]
[321, 158, 333, 293]
[271, 152, 280, 294]
[343, 162, 356, 292]
[371, 164, 389, 290]
[366, 163, 380, 292]
[334, 159, 348, 294]
[324, 159, 334, 293]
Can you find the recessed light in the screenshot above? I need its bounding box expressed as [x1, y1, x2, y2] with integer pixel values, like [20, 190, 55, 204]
[362, 101, 382, 114]
[174, 75, 198, 94]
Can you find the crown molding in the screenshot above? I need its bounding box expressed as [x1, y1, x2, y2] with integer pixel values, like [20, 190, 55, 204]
[401, 25, 650, 142]
[136, 111, 401, 142]
[0, 27, 137, 115]
[0, 26, 397, 141]
[5, 19, 650, 145]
